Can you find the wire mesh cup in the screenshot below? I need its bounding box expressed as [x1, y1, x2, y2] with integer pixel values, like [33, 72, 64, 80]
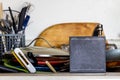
[0, 34, 25, 54]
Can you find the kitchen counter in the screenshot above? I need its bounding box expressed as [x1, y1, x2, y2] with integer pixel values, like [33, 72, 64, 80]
[0, 72, 120, 80]
[0, 72, 120, 76]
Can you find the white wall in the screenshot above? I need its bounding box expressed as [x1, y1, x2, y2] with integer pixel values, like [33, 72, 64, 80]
[1, 0, 120, 40]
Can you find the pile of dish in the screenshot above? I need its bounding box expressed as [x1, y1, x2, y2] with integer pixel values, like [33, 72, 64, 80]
[3, 47, 69, 73]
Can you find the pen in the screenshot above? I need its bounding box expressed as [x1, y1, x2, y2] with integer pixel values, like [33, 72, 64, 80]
[8, 7, 17, 33]
[18, 7, 27, 32]
[23, 15, 30, 29]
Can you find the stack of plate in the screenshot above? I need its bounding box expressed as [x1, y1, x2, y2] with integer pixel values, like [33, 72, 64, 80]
[4, 47, 69, 72]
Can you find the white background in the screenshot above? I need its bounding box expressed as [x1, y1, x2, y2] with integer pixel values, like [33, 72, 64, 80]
[1, 0, 120, 40]
[0, 0, 120, 79]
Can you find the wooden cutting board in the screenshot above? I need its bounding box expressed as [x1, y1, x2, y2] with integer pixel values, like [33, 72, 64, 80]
[34, 23, 105, 48]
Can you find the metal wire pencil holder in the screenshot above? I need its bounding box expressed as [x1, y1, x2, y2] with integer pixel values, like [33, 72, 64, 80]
[0, 34, 25, 54]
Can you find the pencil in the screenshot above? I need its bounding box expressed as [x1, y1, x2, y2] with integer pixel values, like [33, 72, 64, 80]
[45, 61, 56, 73]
